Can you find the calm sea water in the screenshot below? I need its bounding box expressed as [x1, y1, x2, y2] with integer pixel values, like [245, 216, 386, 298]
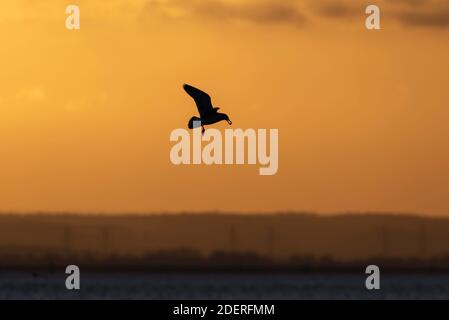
[1, 272, 449, 300]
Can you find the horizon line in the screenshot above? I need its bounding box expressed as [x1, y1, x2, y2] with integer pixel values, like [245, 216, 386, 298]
[0, 210, 447, 219]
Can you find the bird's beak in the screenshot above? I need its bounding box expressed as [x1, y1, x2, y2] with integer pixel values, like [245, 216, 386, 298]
[227, 120, 232, 125]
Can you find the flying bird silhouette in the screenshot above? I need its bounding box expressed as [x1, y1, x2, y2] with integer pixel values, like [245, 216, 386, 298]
[183, 84, 232, 134]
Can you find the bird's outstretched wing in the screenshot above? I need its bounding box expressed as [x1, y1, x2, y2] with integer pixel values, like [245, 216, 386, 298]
[183, 84, 214, 118]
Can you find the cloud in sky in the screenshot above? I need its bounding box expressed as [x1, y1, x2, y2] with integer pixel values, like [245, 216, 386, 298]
[309, 0, 361, 19]
[142, 0, 449, 29]
[144, 0, 306, 26]
[309, 0, 449, 28]
[396, 7, 449, 27]
[1, 0, 448, 29]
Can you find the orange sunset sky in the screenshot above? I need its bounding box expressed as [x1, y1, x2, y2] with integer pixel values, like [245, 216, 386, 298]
[0, 0, 448, 215]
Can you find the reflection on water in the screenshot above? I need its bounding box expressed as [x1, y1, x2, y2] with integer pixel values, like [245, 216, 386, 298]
[1, 272, 449, 300]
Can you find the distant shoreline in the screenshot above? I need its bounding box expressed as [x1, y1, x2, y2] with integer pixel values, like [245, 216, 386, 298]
[0, 212, 447, 218]
[1, 213, 449, 266]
